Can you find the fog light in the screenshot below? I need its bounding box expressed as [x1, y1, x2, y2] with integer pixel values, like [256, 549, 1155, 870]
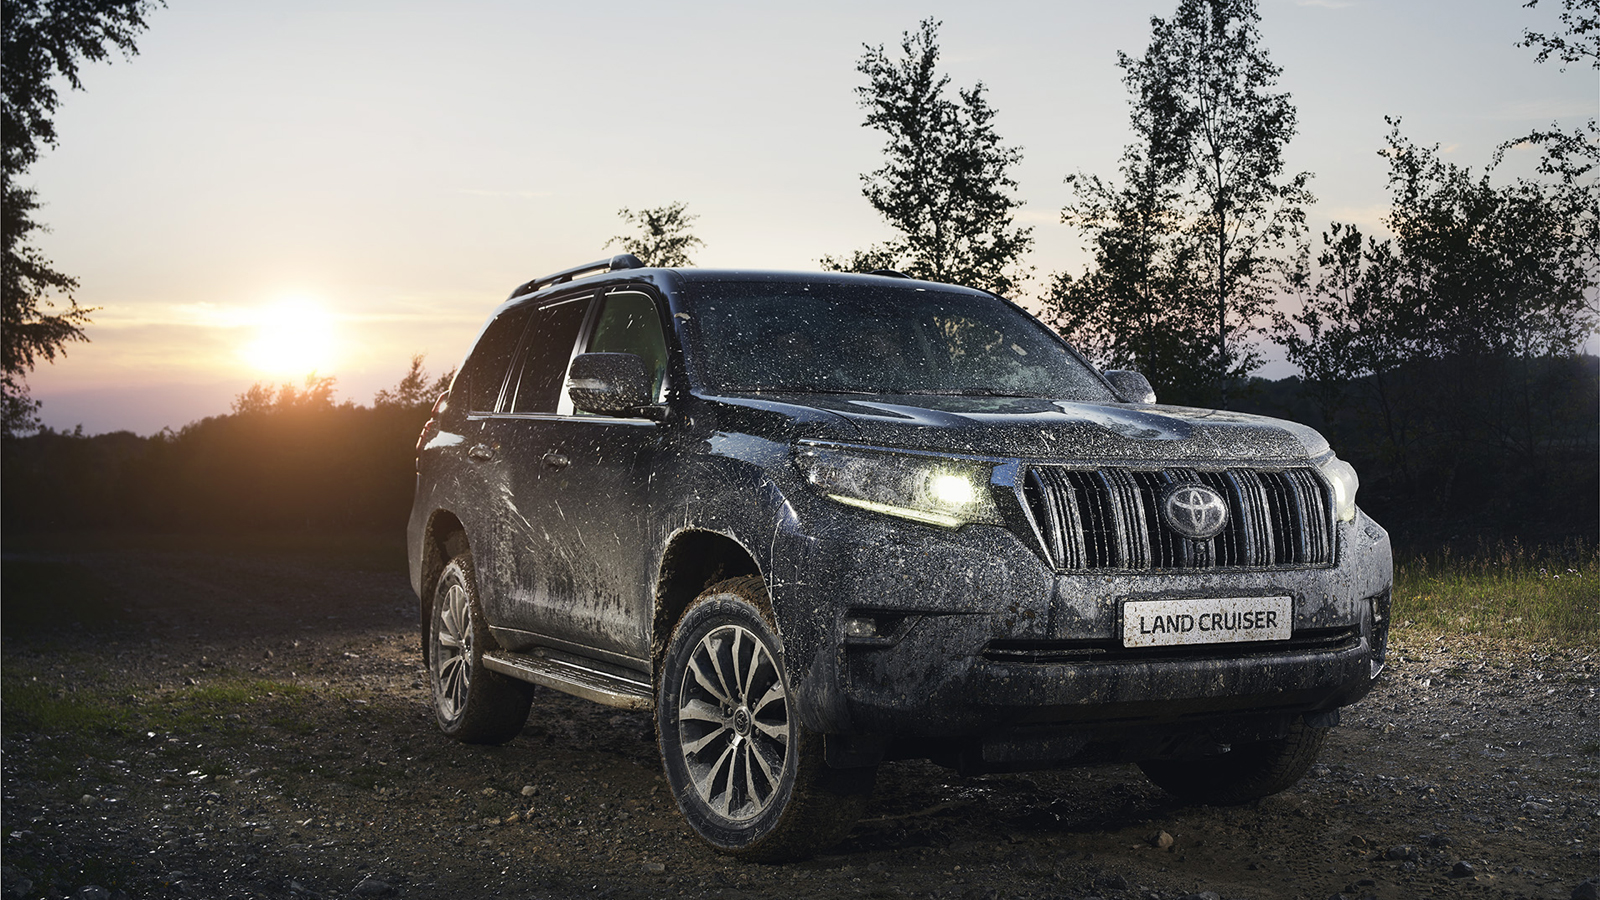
[842, 616, 878, 639]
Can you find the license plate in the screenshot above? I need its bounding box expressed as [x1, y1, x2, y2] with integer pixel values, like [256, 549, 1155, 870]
[1121, 596, 1292, 647]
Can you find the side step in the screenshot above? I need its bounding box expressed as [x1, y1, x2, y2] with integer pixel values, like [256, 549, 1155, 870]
[482, 650, 653, 711]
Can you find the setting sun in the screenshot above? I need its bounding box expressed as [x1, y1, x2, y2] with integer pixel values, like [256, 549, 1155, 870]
[240, 298, 337, 376]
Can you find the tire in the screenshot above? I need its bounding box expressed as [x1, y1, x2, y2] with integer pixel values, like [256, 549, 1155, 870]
[1137, 720, 1328, 804]
[657, 576, 875, 861]
[428, 553, 533, 744]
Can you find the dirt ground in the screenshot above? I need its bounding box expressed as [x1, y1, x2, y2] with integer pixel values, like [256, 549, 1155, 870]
[2, 536, 1597, 900]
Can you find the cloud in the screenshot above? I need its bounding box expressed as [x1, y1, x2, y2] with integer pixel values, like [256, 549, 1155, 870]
[1295, 0, 1355, 8]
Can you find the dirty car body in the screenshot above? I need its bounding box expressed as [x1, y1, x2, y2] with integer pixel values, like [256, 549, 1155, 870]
[407, 260, 1393, 860]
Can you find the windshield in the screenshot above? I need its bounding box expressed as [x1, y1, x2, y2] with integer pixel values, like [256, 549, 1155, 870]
[682, 281, 1115, 401]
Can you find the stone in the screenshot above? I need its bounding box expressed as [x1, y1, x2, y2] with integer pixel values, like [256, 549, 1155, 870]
[641, 862, 666, 875]
[350, 877, 395, 897]
[521, 785, 537, 797]
[1572, 877, 1600, 900]
[1450, 861, 1475, 878]
[1147, 831, 1175, 850]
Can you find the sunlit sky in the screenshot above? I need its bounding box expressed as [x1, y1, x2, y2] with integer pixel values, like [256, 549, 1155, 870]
[22, 0, 1597, 435]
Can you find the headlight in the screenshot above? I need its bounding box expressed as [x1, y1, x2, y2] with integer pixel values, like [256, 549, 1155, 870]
[794, 444, 1003, 528]
[1318, 455, 1360, 522]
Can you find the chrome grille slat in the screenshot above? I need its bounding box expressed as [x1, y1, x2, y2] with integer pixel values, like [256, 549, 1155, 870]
[1026, 466, 1335, 572]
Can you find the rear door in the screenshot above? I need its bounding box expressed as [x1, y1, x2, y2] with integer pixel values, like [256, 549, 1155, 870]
[471, 293, 593, 632]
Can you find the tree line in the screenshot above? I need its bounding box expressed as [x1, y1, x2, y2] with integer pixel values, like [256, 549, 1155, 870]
[2, 358, 449, 533]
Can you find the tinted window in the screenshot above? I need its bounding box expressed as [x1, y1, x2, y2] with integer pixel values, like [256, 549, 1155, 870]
[585, 290, 669, 404]
[683, 282, 1115, 401]
[460, 304, 536, 412]
[507, 298, 590, 414]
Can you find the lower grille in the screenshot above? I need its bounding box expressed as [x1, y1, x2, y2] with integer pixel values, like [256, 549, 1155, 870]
[984, 627, 1361, 665]
[1024, 466, 1334, 571]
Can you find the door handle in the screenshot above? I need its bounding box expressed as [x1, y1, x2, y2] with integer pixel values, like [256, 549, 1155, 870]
[541, 451, 570, 470]
[468, 443, 494, 461]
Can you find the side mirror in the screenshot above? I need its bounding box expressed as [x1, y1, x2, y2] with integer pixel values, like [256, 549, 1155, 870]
[1103, 369, 1157, 405]
[568, 353, 653, 415]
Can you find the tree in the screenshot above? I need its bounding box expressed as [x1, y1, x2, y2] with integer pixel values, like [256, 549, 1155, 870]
[1057, 0, 1310, 403]
[605, 202, 703, 267]
[1044, 50, 1216, 404]
[825, 18, 1032, 297]
[1273, 121, 1598, 530]
[373, 354, 454, 410]
[1518, 0, 1599, 70]
[2, 0, 158, 435]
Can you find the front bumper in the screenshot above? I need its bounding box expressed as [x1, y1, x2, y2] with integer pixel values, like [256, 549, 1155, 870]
[772, 505, 1393, 744]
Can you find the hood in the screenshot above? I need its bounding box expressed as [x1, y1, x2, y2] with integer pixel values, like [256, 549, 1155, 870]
[706, 392, 1330, 464]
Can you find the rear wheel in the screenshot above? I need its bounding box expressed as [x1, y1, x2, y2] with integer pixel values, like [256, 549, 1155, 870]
[428, 553, 532, 744]
[1137, 721, 1328, 804]
[657, 577, 875, 861]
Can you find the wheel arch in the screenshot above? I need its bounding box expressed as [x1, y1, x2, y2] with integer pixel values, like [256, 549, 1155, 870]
[420, 510, 470, 665]
[651, 529, 764, 678]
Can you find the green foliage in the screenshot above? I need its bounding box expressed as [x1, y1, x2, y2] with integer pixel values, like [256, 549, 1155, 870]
[606, 202, 703, 268]
[1, 0, 159, 436]
[1270, 121, 1598, 534]
[829, 18, 1032, 296]
[1394, 539, 1600, 646]
[1517, 0, 1599, 70]
[1049, 0, 1309, 406]
[373, 353, 454, 410]
[1, 358, 440, 533]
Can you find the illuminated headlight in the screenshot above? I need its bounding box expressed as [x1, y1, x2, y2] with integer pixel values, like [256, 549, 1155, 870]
[794, 445, 1003, 528]
[1318, 455, 1360, 522]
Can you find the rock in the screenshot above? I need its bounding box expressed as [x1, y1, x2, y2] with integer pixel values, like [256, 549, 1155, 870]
[1094, 874, 1131, 891]
[641, 862, 666, 875]
[350, 876, 396, 897]
[1384, 845, 1417, 861]
[520, 785, 537, 797]
[1179, 893, 1220, 900]
[1573, 878, 1600, 900]
[1450, 861, 1476, 878]
[1147, 830, 1175, 849]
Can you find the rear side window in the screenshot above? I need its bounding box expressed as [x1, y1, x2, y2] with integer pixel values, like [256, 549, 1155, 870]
[459, 304, 536, 412]
[507, 297, 590, 414]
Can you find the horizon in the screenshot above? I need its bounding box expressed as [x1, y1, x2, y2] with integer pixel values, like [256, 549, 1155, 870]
[18, 0, 1597, 436]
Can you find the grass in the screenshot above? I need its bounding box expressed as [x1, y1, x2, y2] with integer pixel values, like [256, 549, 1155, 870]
[1393, 537, 1599, 646]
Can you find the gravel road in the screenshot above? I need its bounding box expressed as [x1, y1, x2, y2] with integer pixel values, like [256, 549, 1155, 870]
[2, 541, 1596, 900]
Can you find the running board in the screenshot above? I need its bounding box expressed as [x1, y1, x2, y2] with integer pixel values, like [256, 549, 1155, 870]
[482, 650, 654, 711]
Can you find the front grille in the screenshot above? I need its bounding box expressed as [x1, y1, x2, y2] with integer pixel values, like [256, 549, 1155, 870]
[1024, 466, 1333, 571]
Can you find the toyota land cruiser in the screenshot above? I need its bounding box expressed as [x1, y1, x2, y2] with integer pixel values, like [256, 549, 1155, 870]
[407, 255, 1393, 860]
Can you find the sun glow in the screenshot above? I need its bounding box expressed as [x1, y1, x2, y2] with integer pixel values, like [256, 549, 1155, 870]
[240, 298, 337, 376]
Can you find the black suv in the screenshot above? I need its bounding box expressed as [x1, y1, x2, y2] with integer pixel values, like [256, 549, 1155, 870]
[407, 255, 1393, 860]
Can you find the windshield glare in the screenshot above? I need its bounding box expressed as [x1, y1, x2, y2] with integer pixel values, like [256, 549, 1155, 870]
[684, 281, 1115, 401]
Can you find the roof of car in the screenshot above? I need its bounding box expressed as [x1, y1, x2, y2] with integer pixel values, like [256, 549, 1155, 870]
[509, 265, 995, 304]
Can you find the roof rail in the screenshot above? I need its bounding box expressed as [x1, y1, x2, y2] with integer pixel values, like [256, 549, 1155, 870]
[508, 254, 646, 299]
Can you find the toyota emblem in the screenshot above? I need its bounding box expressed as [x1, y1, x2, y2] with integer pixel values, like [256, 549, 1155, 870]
[1161, 483, 1229, 540]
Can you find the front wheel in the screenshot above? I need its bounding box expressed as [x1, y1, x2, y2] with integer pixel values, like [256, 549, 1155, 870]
[428, 553, 532, 744]
[1137, 720, 1328, 804]
[657, 577, 874, 861]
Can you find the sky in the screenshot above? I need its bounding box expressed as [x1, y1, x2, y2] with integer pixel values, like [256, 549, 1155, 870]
[20, 0, 1598, 435]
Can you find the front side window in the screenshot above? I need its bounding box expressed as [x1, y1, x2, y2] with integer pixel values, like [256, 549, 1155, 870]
[683, 281, 1114, 401]
[583, 290, 669, 404]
